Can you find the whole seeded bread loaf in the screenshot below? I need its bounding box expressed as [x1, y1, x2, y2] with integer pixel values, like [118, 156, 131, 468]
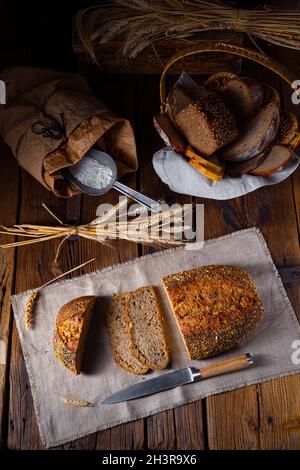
[106, 292, 149, 375]
[162, 265, 263, 360]
[126, 286, 170, 370]
[168, 84, 239, 156]
[53, 296, 96, 375]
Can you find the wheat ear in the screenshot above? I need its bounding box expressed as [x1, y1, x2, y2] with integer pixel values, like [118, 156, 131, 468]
[25, 291, 40, 331]
[61, 396, 94, 407]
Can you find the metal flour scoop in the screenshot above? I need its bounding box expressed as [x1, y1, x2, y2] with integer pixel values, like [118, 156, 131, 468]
[61, 149, 160, 212]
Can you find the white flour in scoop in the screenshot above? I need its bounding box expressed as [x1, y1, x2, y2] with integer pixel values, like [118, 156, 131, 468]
[70, 157, 113, 189]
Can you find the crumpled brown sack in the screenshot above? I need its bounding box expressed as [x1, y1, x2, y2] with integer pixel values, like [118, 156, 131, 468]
[0, 67, 138, 197]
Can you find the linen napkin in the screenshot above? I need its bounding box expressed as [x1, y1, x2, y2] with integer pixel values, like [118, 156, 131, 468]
[11, 227, 300, 447]
[153, 147, 300, 200]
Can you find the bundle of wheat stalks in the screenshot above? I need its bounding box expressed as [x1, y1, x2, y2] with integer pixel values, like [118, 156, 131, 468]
[0, 200, 191, 263]
[75, 0, 300, 63]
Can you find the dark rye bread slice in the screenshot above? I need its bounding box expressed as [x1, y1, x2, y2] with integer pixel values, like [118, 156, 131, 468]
[249, 144, 293, 176]
[126, 286, 170, 370]
[168, 84, 238, 156]
[220, 100, 280, 162]
[206, 76, 263, 122]
[162, 265, 263, 360]
[106, 293, 149, 375]
[153, 112, 186, 154]
[277, 111, 298, 145]
[225, 149, 268, 177]
[261, 83, 280, 107]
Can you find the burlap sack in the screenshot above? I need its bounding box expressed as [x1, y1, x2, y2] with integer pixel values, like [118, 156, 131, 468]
[0, 67, 138, 197]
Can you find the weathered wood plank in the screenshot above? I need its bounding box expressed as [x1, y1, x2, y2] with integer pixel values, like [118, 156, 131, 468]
[207, 387, 259, 450]
[81, 187, 146, 451]
[0, 140, 20, 449]
[136, 74, 205, 449]
[8, 172, 72, 450]
[60, 75, 145, 450]
[96, 421, 145, 451]
[278, 266, 300, 285]
[275, 42, 300, 326]
[205, 39, 300, 450]
[174, 402, 205, 450]
[6, 70, 144, 450]
[73, 31, 243, 75]
[147, 411, 176, 450]
[138, 74, 178, 448]
[204, 191, 261, 450]
[274, 0, 300, 268]
[247, 185, 300, 450]
[256, 0, 300, 449]
[204, 197, 261, 451]
[258, 375, 300, 449]
[56, 193, 98, 452]
[137, 74, 179, 449]
[4, 0, 300, 450]
[292, 168, 300, 233]
[191, 53, 261, 447]
[91, 75, 145, 451]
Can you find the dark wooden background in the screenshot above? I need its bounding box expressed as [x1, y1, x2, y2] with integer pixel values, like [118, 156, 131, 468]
[0, 0, 300, 450]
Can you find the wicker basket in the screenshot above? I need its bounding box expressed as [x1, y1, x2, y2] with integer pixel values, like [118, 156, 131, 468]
[158, 41, 300, 150]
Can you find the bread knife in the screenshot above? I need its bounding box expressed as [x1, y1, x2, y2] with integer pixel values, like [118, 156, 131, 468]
[101, 353, 253, 404]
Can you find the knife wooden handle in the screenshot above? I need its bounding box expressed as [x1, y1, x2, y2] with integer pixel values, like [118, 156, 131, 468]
[199, 353, 253, 379]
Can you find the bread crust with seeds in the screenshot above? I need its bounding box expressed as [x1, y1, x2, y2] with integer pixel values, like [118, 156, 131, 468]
[168, 84, 239, 156]
[162, 265, 263, 360]
[53, 296, 96, 375]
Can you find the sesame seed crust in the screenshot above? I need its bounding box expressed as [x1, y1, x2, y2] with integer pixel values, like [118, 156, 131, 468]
[162, 265, 263, 360]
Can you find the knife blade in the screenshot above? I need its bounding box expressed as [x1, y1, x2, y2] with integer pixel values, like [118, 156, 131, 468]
[101, 353, 253, 404]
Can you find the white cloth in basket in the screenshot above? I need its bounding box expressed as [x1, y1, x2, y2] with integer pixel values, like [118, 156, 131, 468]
[153, 147, 300, 200]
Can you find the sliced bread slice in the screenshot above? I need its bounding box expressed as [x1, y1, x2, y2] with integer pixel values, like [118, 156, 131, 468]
[225, 150, 268, 177]
[277, 111, 298, 146]
[107, 293, 149, 375]
[206, 76, 263, 122]
[220, 100, 280, 162]
[249, 145, 293, 176]
[126, 286, 170, 370]
[153, 112, 186, 154]
[261, 83, 280, 107]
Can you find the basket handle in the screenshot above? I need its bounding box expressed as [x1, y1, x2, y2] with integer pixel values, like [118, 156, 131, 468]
[159, 41, 297, 113]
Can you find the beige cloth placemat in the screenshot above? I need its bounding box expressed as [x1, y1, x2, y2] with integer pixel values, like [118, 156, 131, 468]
[11, 227, 300, 448]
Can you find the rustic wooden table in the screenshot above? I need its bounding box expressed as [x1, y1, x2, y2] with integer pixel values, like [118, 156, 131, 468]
[1, 0, 300, 451]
